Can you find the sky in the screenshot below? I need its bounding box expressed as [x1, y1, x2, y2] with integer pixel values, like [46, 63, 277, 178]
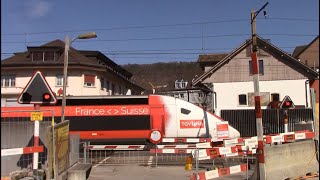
[1, 0, 319, 65]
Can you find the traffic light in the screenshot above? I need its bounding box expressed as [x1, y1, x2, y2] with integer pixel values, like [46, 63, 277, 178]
[17, 71, 57, 104]
[280, 96, 295, 109]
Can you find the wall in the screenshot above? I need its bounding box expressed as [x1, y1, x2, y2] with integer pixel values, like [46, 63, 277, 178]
[203, 48, 309, 84]
[298, 38, 319, 70]
[212, 79, 310, 116]
[1, 67, 133, 99]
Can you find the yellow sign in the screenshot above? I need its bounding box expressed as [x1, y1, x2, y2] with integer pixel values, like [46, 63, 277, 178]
[54, 122, 69, 175]
[30, 112, 43, 121]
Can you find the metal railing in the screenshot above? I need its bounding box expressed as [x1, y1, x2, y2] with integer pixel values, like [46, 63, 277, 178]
[1, 109, 54, 178]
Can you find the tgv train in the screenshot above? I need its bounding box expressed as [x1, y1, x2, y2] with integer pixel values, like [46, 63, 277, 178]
[1, 95, 240, 143]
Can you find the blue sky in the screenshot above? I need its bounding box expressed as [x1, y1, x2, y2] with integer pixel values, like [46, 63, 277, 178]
[1, 0, 319, 64]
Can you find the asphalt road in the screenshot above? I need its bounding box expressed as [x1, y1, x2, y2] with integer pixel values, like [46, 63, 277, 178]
[88, 164, 254, 180]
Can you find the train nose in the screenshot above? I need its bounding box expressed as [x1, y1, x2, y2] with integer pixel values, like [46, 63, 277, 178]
[229, 127, 241, 138]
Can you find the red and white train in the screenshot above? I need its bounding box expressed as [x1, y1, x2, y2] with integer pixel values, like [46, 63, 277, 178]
[1, 95, 240, 143]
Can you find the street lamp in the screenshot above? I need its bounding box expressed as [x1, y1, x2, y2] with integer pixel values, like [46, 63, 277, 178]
[61, 32, 97, 122]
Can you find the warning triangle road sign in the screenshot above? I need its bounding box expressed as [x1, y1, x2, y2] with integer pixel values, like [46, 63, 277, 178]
[280, 95, 295, 109]
[17, 71, 57, 104]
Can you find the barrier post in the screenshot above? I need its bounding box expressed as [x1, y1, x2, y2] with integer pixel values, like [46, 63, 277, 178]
[155, 144, 158, 168]
[246, 147, 249, 180]
[83, 142, 87, 163]
[195, 148, 199, 180]
[310, 88, 319, 161]
[33, 105, 40, 170]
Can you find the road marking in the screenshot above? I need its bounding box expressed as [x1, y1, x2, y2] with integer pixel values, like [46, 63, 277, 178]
[93, 157, 110, 168]
[147, 156, 153, 166]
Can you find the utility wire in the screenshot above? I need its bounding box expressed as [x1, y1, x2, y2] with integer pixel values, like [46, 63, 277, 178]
[1, 33, 317, 44]
[2, 17, 318, 36]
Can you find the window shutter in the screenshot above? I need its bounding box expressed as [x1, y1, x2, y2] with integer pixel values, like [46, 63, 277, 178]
[84, 75, 95, 84]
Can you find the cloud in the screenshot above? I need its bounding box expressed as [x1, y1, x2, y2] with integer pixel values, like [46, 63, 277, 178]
[29, 1, 50, 18]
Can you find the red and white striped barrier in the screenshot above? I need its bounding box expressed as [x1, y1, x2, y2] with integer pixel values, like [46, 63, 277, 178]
[1, 146, 44, 156]
[194, 146, 238, 160]
[190, 164, 247, 180]
[162, 138, 216, 143]
[87, 145, 145, 150]
[223, 131, 315, 147]
[281, 131, 315, 142]
[157, 144, 196, 149]
[157, 142, 213, 149]
[150, 148, 194, 154]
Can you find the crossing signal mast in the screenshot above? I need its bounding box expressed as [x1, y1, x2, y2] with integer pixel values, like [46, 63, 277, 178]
[280, 96, 295, 133]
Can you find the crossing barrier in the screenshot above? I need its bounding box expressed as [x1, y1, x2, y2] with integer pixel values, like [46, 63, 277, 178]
[190, 164, 248, 180]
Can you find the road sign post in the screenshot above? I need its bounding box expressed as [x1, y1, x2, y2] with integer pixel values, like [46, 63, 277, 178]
[16, 71, 57, 170]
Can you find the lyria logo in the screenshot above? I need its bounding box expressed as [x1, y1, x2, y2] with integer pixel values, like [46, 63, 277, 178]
[180, 120, 204, 129]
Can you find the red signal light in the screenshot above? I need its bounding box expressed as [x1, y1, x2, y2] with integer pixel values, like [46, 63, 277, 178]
[285, 101, 291, 106]
[43, 93, 51, 101]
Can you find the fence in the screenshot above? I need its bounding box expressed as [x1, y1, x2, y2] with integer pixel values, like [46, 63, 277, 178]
[221, 108, 314, 137]
[1, 109, 54, 178]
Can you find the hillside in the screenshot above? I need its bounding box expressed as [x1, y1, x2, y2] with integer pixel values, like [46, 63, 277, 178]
[122, 61, 203, 92]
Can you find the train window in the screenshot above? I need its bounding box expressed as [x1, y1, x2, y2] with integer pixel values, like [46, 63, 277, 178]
[181, 108, 191, 115]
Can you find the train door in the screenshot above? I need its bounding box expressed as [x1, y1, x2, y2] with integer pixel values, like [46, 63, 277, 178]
[150, 105, 165, 135]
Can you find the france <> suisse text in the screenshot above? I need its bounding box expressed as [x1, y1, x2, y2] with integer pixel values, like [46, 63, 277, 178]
[75, 106, 149, 116]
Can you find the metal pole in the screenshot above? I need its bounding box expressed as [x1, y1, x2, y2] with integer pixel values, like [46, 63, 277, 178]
[33, 105, 40, 170]
[195, 148, 199, 180]
[284, 110, 288, 133]
[310, 88, 319, 161]
[84, 142, 87, 163]
[61, 36, 70, 122]
[155, 144, 158, 168]
[251, 3, 268, 178]
[52, 110, 56, 180]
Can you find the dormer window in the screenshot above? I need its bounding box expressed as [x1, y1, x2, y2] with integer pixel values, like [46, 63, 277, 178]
[175, 80, 180, 89]
[175, 79, 188, 89]
[32, 52, 43, 61]
[31, 51, 56, 61]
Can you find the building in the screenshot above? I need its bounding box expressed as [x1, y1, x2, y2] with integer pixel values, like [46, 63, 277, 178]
[192, 36, 319, 116]
[1, 39, 144, 106]
[292, 35, 319, 72]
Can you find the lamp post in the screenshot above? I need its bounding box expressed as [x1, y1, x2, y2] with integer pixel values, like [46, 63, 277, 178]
[61, 32, 97, 122]
[250, 2, 268, 180]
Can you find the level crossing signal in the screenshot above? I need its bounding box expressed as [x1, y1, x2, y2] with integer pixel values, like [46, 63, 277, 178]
[17, 71, 57, 105]
[280, 96, 295, 109]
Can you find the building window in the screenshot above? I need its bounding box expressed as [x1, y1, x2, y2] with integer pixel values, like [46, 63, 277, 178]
[32, 52, 43, 61]
[249, 60, 264, 75]
[56, 75, 67, 86]
[180, 94, 184, 98]
[44, 52, 55, 61]
[271, 93, 280, 102]
[181, 80, 187, 88]
[100, 78, 105, 90]
[175, 80, 180, 89]
[1, 75, 15, 87]
[84, 75, 95, 87]
[111, 83, 115, 95]
[198, 93, 203, 97]
[106, 81, 110, 91]
[239, 94, 247, 105]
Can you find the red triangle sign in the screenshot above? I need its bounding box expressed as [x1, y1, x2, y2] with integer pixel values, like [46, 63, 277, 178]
[17, 71, 57, 104]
